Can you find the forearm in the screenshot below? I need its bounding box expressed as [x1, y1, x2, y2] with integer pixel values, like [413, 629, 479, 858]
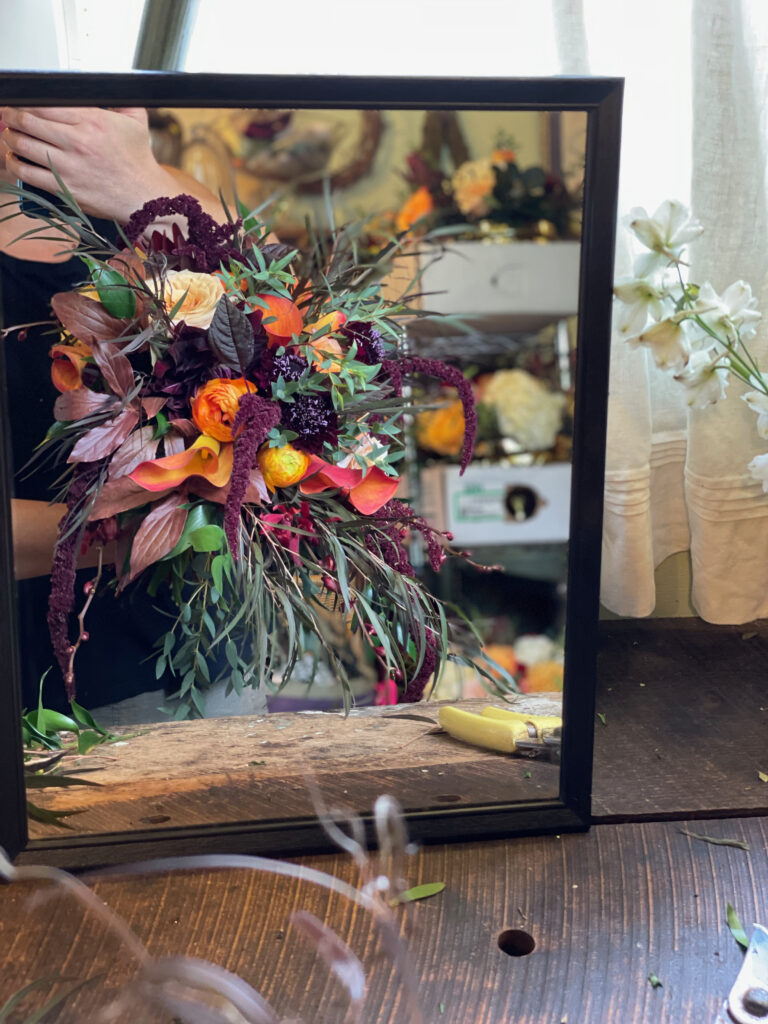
[0, 199, 77, 262]
[11, 499, 113, 580]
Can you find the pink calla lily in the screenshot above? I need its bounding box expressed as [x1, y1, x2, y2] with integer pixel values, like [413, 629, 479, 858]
[129, 434, 233, 492]
[299, 455, 399, 514]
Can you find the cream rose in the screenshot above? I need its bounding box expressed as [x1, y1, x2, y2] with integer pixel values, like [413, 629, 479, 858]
[163, 270, 225, 329]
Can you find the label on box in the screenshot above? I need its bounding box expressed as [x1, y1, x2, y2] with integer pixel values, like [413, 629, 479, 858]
[453, 487, 505, 522]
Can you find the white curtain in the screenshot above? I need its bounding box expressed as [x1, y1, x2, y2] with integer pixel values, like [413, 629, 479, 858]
[557, 0, 768, 622]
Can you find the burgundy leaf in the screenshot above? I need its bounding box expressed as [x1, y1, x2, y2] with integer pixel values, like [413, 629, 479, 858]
[53, 388, 120, 422]
[161, 430, 187, 457]
[89, 475, 170, 518]
[108, 427, 158, 480]
[208, 295, 255, 373]
[51, 291, 126, 343]
[141, 397, 168, 418]
[127, 493, 188, 581]
[68, 409, 139, 464]
[90, 340, 136, 398]
[168, 418, 198, 437]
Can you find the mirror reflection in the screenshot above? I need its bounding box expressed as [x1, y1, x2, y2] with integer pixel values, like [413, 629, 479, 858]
[0, 104, 585, 840]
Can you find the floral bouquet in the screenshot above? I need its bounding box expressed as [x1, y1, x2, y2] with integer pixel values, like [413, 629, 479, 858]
[396, 146, 579, 241]
[12, 189, 505, 718]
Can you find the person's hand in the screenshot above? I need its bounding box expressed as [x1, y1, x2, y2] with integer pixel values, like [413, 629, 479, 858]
[0, 106, 178, 222]
[0, 120, 17, 188]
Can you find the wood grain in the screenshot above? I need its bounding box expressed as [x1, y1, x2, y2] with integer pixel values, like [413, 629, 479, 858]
[593, 620, 768, 820]
[26, 696, 561, 840]
[3, 816, 766, 1023]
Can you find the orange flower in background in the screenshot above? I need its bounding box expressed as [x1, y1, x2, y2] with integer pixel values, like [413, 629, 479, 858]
[192, 377, 252, 442]
[257, 442, 312, 491]
[395, 185, 434, 234]
[305, 310, 347, 336]
[255, 294, 303, 342]
[492, 147, 516, 168]
[416, 398, 466, 456]
[49, 340, 92, 392]
[129, 434, 234, 491]
[519, 660, 564, 693]
[163, 270, 225, 328]
[483, 643, 519, 681]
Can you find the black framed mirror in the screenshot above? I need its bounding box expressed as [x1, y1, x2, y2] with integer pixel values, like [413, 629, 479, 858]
[0, 73, 622, 867]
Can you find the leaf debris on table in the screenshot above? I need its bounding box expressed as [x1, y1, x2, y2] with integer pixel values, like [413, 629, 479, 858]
[647, 973, 663, 989]
[391, 881, 446, 906]
[726, 903, 750, 949]
[679, 829, 750, 852]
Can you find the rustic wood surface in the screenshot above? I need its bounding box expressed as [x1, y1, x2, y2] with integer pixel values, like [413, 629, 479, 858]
[25, 695, 562, 840]
[2, 815, 766, 1023]
[593, 619, 768, 820]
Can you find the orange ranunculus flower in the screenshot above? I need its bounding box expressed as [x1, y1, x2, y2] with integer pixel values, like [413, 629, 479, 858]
[50, 340, 92, 392]
[395, 185, 434, 234]
[191, 377, 253, 442]
[163, 270, 225, 328]
[415, 398, 466, 457]
[254, 294, 303, 343]
[129, 434, 234, 491]
[257, 442, 311, 491]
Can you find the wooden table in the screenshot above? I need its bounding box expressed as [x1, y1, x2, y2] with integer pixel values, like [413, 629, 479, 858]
[2, 619, 767, 1023]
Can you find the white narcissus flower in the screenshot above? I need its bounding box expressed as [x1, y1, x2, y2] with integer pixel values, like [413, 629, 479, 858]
[613, 277, 670, 336]
[742, 390, 768, 438]
[747, 452, 768, 492]
[673, 348, 729, 407]
[628, 318, 691, 372]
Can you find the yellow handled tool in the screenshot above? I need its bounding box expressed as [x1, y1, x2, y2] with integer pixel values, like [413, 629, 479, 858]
[437, 705, 562, 759]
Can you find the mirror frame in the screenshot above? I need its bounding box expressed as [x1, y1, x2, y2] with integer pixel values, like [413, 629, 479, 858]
[0, 72, 623, 866]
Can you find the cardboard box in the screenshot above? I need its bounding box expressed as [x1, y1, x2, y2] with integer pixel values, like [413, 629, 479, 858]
[419, 462, 572, 546]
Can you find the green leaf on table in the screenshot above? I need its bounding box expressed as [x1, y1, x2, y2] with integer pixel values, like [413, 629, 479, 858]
[596, 712, 607, 726]
[77, 730, 106, 755]
[391, 881, 446, 906]
[726, 903, 750, 949]
[26, 708, 79, 735]
[25, 772, 99, 789]
[26, 802, 84, 829]
[647, 973, 663, 989]
[759, 771, 768, 783]
[69, 699, 113, 737]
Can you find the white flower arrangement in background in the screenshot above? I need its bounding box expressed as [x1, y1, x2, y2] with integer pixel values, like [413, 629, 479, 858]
[614, 199, 768, 488]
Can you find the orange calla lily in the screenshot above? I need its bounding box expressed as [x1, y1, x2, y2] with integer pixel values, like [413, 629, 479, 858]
[129, 434, 233, 492]
[299, 455, 399, 514]
[50, 340, 92, 392]
[255, 294, 303, 342]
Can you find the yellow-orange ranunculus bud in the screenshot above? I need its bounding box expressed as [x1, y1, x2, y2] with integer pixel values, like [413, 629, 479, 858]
[191, 377, 253, 442]
[257, 442, 311, 491]
[163, 270, 225, 328]
[395, 185, 434, 234]
[49, 340, 92, 392]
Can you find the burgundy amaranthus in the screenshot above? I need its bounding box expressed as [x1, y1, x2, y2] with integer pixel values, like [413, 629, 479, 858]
[224, 393, 281, 558]
[46, 463, 102, 700]
[383, 356, 476, 472]
[123, 195, 242, 273]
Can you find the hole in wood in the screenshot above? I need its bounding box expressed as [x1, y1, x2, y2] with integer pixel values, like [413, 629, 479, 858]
[434, 794, 462, 803]
[497, 928, 536, 957]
